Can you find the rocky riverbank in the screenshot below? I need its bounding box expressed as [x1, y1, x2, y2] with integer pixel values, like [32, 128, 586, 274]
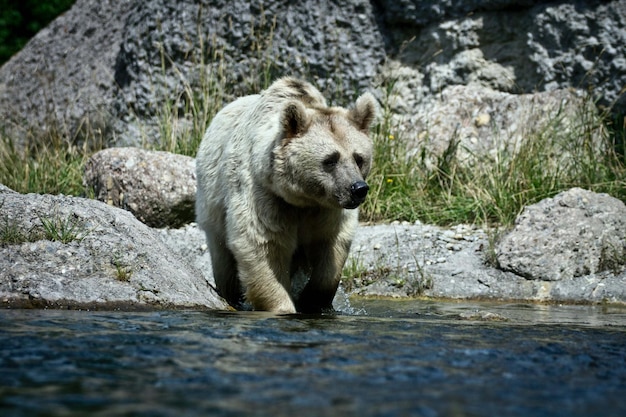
[0, 184, 227, 310]
[2, 180, 624, 310]
[0, 0, 625, 311]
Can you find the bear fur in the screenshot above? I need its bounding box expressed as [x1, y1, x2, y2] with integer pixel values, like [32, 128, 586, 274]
[195, 77, 377, 313]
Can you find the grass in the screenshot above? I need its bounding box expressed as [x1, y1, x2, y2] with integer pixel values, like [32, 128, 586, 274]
[0, 201, 90, 246]
[1, 81, 624, 229]
[112, 255, 133, 281]
[341, 229, 433, 296]
[360, 83, 626, 227]
[0, 215, 31, 246]
[37, 210, 90, 244]
[0, 14, 624, 230]
[0, 121, 100, 196]
[145, 7, 281, 156]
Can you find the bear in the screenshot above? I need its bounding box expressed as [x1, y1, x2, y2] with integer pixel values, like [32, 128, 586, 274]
[195, 77, 377, 313]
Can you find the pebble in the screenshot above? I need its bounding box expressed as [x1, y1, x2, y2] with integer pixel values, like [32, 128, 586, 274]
[442, 230, 456, 238]
[474, 113, 491, 127]
[446, 243, 462, 251]
[438, 235, 456, 243]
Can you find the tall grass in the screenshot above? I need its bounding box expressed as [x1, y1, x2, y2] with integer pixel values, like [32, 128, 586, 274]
[0, 124, 97, 196]
[0, 15, 624, 227]
[149, 8, 279, 156]
[151, 37, 227, 157]
[361, 86, 626, 226]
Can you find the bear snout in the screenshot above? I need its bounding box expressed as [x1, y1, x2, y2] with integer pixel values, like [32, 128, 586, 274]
[345, 180, 369, 208]
[351, 181, 369, 199]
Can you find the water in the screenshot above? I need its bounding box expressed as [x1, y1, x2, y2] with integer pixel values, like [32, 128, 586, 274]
[1, 300, 625, 417]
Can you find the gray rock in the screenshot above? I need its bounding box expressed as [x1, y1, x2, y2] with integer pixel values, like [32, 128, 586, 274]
[381, 84, 602, 169]
[383, 0, 626, 112]
[4, 183, 623, 309]
[0, 184, 15, 194]
[0, 0, 386, 146]
[0, 187, 227, 310]
[158, 218, 626, 305]
[1, 0, 623, 148]
[157, 222, 213, 286]
[348, 221, 626, 304]
[84, 147, 196, 228]
[0, 0, 134, 145]
[2, 185, 624, 308]
[496, 188, 626, 281]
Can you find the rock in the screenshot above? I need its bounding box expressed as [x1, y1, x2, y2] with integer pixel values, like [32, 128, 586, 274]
[0, 0, 134, 145]
[346, 220, 626, 304]
[458, 310, 508, 322]
[384, 83, 603, 169]
[382, 0, 626, 113]
[83, 147, 196, 228]
[0, 184, 15, 194]
[2, 186, 625, 308]
[0, 187, 227, 310]
[0, 0, 385, 146]
[0, 0, 623, 148]
[156, 222, 213, 286]
[496, 188, 626, 281]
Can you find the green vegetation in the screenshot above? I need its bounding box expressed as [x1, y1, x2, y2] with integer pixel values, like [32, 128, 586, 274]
[341, 231, 433, 296]
[1, 77, 624, 228]
[0, 214, 32, 246]
[150, 38, 228, 157]
[0, 201, 89, 246]
[361, 85, 626, 226]
[2, 80, 624, 229]
[0, 9, 624, 230]
[112, 255, 133, 281]
[148, 10, 280, 156]
[37, 210, 89, 243]
[0, 0, 76, 64]
[0, 129, 95, 196]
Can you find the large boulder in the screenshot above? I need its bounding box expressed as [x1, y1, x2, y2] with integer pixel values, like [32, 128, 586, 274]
[0, 0, 385, 146]
[84, 147, 196, 228]
[496, 188, 626, 281]
[0, 0, 623, 147]
[0, 185, 227, 310]
[160, 218, 626, 305]
[0, 0, 134, 144]
[385, 84, 602, 169]
[2, 185, 625, 307]
[380, 0, 626, 112]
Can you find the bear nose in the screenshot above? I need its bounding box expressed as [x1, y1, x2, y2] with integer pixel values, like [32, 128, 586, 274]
[350, 181, 369, 200]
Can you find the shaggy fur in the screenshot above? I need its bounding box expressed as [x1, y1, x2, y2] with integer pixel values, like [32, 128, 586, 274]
[195, 77, 377, 313]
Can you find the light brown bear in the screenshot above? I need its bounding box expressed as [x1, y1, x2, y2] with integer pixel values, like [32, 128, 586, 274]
[195, 77, 377, 313]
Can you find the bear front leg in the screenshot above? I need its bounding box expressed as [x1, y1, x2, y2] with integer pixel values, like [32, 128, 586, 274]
[206, 233, 242, 309]
[296, 239, 351, 313]
[233, 241, 297, 314]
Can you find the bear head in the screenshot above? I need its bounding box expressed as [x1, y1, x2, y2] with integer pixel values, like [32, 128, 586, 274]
[272, 92, 378, 210]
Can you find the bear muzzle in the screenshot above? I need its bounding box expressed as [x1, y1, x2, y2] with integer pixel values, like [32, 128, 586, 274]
[344, 180, 369, 209]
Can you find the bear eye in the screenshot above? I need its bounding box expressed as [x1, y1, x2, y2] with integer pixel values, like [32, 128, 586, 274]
[354, 153, 365, 169]
[322, 152, 340, 170]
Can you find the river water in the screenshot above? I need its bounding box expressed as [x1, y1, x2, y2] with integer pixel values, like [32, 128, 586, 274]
[1, 300, 625, 417]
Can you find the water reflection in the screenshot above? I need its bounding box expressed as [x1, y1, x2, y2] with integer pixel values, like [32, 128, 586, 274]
[1, 300, 625, 417]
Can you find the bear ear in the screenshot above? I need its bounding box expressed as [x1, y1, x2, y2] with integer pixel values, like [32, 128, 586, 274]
[349, 92, 379, 133]
[281, 101, 310, 142]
